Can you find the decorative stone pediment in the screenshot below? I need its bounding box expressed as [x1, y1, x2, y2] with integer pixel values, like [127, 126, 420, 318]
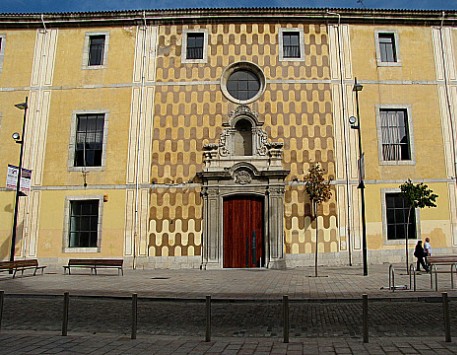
[202, 105, 285, 172]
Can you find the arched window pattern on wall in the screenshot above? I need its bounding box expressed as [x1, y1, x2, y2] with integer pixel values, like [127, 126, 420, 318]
[234, 119, 252, 156]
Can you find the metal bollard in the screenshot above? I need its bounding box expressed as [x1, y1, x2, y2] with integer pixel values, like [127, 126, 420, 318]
[62, 292, 69, 336]
[131, 293, 137, 340]
[442, 292, 451, 342]
[362, 294, 369, 343]
[283, 295, 289, 343]
[205, 296, 211, 342]
[0, 290, 4, 332]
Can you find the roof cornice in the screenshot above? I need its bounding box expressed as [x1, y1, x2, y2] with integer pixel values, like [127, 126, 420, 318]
[1, 7, 457, 28]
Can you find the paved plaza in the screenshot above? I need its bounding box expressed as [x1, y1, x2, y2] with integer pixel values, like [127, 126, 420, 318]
[1, 263, 457, 354]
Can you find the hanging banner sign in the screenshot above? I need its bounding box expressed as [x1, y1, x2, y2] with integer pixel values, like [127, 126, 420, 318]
[6, 164, 32, 195]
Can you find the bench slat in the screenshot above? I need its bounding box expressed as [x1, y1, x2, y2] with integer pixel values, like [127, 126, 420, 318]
[64, 259, 123, 275]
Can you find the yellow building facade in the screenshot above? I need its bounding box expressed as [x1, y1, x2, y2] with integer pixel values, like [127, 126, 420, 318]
[0, 8, 456, 269]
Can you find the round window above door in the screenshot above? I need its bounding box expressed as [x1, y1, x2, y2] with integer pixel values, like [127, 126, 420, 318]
[221, 62, 266, 104]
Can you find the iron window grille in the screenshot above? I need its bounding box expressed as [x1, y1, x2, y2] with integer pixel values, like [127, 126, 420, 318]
[186, 33, 204, 60]
[380, 109, 411, 161]
[282, 32, 300, 58]
[386, 193, 416, 240]
[69, 200, 99, 248]
[74, 114, 105, 167]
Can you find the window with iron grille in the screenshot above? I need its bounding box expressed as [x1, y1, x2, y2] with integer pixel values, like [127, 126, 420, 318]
[380, 109, 411, 161]
[186, 33, 204, 60]
[88, 35, 105, 66]
[69, 200, 99, 248]
[378, 33, 397, 63]
[74, 114, 105, 167]
[385, 193, 416, 240]
[283, 32, 300, 58]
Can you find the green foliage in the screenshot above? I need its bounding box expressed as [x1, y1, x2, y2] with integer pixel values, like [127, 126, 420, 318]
[304, 163, 332, 204]
[400, 179, 438, 209]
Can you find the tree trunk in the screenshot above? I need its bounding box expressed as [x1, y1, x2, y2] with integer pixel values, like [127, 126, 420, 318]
[314, 200, 318, 278]
[405, 207, 412, 274]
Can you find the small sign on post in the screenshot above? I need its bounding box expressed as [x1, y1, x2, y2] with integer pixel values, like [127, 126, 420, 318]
[6, 164, 32, 195]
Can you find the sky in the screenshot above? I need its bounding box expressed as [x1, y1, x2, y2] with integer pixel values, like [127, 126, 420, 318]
[0, 0, 457, 13]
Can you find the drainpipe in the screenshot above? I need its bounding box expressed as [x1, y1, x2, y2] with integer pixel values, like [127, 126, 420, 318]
[439, 11, 457, 243]
[327, 11, 353, 266]
[439, 12, 457, 179]
[133, 11, 148, 269]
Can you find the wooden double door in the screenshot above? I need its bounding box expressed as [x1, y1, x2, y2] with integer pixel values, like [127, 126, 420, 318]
[223, 195, 264, 268]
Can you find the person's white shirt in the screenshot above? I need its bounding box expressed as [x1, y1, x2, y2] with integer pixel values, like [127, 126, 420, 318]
[424, 240, 432, 256]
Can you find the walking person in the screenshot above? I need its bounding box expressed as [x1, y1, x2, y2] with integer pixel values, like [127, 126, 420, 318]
[414, 240, 429, 272]
[424, 237, 432, 266]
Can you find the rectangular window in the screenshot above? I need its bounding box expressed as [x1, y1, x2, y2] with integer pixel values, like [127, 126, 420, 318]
[0, 35, 5, 72]
[386, 193, 416, 240]
[74, 114, 105, 167]
[283, 32, 300, 58]
[380, 109, 411, 161]
[88, 35, 105, 66]
[69, 200, 99, 248]
[378, 33, 397, 63]
[186, 33, 204, 60]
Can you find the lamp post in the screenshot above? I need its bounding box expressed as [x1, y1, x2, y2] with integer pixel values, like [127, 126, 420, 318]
[10, 97, 28, 268]
[349, 78, 368, 276]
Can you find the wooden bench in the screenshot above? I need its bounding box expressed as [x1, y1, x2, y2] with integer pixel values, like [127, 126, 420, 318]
[63, 259, 123, 275]
[0, 259, 47, 279]
[427, 255, 457, 291]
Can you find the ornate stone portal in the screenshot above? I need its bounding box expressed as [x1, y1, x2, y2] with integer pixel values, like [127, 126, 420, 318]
[198, 106, 289, 269]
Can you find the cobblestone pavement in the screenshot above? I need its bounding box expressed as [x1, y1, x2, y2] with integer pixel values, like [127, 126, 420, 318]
[2, 333, 457, 355]
[1, 263, 457, 353]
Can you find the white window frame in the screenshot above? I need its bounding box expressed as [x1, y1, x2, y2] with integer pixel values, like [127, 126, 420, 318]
[68, 110, 109, 172]
[181, 29, 208, 64]
[279, 28, 305, 62]
[381, 188, 420, 245]
[0, 34, 5, 72]
[82, 32, 109, 69]
[375, 30, 401, 67]
[63, 195, 103, 253]
[376, 105, 415, 166]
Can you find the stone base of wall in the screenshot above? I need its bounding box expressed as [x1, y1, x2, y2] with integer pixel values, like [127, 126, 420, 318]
[30, 247, 457, 271]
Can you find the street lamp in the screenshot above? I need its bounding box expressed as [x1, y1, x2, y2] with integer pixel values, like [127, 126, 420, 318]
[10, 97, 28, 268]
[349, 78, 368, 276]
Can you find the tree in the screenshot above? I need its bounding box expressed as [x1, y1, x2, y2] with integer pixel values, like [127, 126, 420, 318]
[399, 179, 438, 273]
[304, 163, 332, 277]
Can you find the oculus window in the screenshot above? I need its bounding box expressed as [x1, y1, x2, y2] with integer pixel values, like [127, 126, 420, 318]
[221, 62, 266, 104]
[227, 70, 260, 101]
